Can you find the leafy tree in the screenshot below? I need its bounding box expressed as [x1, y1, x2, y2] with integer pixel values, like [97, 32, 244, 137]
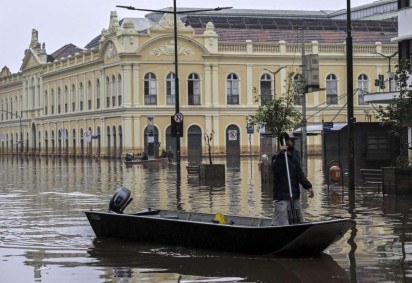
[247, 71, 302, 150]
[375, 59, 412, 166]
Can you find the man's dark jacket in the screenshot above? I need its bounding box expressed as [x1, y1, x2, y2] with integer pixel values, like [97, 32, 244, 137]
[271, 150, 312, 200]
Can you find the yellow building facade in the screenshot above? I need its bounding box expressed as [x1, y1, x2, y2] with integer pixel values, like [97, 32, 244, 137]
[0, 11, 398, 159]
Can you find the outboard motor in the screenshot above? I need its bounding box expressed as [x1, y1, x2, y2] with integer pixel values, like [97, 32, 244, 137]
[108, 186, 133, 214]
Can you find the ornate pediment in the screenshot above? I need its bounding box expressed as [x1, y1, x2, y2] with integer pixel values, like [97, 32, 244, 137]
[105, 41, 118, 60]
[150, 12, 193, 32]
[151, 40, 194, 56]
[20, 29, 47, 71]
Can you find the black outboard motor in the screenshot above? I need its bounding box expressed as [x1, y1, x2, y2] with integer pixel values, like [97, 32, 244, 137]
[108, 186, 133, 213]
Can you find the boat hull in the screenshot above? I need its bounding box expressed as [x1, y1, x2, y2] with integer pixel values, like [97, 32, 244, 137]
[85, 210, 354, 256]
[124, 158, 167, 166]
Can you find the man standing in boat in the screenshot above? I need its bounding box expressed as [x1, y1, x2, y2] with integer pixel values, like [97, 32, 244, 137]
[271, 132, 314, 225]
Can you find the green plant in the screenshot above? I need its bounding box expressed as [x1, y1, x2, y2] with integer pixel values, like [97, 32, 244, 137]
[247, 71, 302, 150]
[375, 59, 412, 166]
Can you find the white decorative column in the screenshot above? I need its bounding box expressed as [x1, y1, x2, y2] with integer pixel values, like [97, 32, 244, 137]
[122, 116, 133, 151]
[132, 64, 140, 107]
[121, 64, 132, 107]
[212, 64, 219, 106]
[133, 116, 142, 149]
[212, 115, 220, 151]
[246, 64, 253, 106]
[204, 64, 212, 107]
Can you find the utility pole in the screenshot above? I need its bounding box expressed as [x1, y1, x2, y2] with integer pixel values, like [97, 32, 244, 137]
[346, 0, 355, 190]
[301, 28, 308, 174]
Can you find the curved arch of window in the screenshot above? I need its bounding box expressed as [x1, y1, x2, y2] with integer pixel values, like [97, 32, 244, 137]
[106, 76, 111, 108]
[166, 72, 176, 105]
[71, 84, 76, 112]
[31, 77, 36, 109]
[188, 73, 201, 105]
[293, 73, 303, 105]
[117, 74, 122, 107]
[50, 89, 55, 114]
[260, 73, 272, 104]
[227, 73, 239, 105]
[111, 75, 116, 107]
[87, 80, 92, 110]
[144, 72, 157, 105]
[64, 85, 68, 113]
[326, 74, 338, 105]
[57, 87, 62, 114]
[358, 74, 369, 105]
[96, 79, 101, 109]
[79, 82, 84, 111]
[44, 90, 48, 115]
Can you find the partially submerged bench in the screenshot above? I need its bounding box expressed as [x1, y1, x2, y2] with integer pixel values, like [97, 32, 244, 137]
[360, 169, 382, 193]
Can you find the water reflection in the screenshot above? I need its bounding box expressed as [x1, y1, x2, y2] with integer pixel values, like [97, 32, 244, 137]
[0, 156, 412, 282]
[88, 238, 349, 283]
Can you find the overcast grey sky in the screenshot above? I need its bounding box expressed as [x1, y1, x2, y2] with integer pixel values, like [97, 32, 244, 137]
[0, 0, 378, 73]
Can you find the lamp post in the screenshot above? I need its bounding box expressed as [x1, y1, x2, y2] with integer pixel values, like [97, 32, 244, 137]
[117, 3, 232, 169]
[346, 0, 355, 190]
[372, 51, 398, 92]
[264, 65, 286, 96]
[0, 109, 22, 155]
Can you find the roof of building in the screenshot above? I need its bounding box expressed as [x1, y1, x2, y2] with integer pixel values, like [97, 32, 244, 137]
[51, 43, 84, 60]
[71, 3, 397, 54]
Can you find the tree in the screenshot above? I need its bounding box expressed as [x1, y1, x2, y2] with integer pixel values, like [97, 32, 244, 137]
[247, 71, 302, 150]
[204, 130, 214, 164]
[375, 59, 412, 166]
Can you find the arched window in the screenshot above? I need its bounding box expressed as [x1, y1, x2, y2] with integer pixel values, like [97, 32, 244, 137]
[96, 79, 101, 109]
[260, 73, 272, 104]
[144, 73, 157, 105]
[50, 89, 55, 114]
[64, 85, 68, 113]
[358, 74, 369, 105]
[87, 80, 92, 110]
[57, 87, 62, 114]
[111, 75, 116, 107]
[188, 73, 200, 105]
[37, 78, 41, 108]
[227, 73, 239, 105]
[117, 74, 122, 106]
[293, 74, 303, 105]
[31, 77, 36, 108]
[106, 76, 111, 108]
[326, 74, 338, 105]
[44, 90, 48, 115]
[71, 84, 76, 112]
[166, 72, 176, 105]
[79, 82, 84, 111]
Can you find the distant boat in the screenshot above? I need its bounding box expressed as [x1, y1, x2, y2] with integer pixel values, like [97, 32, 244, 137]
[124, 157, 168, 166]
[85, 187, 354, 256]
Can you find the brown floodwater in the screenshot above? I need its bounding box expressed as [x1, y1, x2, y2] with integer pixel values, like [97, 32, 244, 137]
[0, 155, 411, 282]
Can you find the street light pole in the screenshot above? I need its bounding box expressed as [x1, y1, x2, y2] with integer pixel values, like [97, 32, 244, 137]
[0, 109, 22, 155]
[346, 0, 355, 190]
[372, 51, 398, 92]
[117, 3, 232, 170]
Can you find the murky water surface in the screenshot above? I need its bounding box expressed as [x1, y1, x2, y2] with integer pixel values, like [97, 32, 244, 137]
[0, 156, 412, 282]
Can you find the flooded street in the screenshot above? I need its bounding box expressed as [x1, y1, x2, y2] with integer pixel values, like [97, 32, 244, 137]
[0, 156, 412, 282]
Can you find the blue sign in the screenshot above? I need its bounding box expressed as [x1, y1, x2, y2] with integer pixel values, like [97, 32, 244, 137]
[247, 124, 254, 134]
